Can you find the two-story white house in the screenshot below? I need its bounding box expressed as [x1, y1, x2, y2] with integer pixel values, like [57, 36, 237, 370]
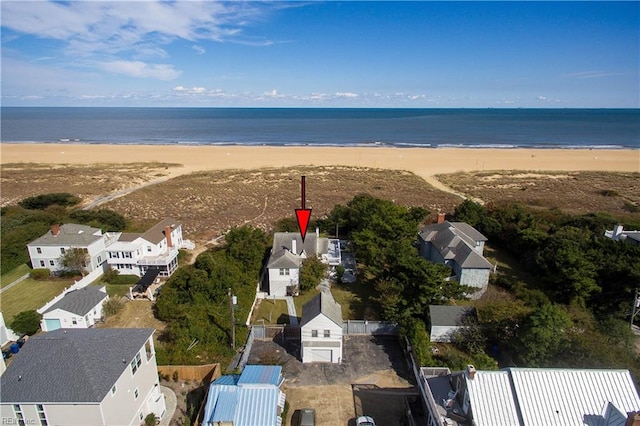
[418, 214, 493, 299]
[300, 290, 343, 363]
[265, 230, 340, 297]
[39, 286, 109, 332]
[27, 224, 108, 274]
[106, 218, 183, 277]
[0, 328, 166, 425]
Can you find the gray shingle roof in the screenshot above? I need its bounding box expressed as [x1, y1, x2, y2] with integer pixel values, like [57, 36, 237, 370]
[266, 249, 302, 269]
[272, 232, 320, 256]
[301, 291, 343, 327]
[28, 224, 103, 247]
[141, 218, 180, 245]
[43, 286, 108, 316]
[429, 305, 476, 327]
[0, 328, 154, 404]
[419, 221, 492, 270]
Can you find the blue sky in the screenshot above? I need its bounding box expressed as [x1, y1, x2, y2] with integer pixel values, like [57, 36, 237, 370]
[1, 1, 638, 107]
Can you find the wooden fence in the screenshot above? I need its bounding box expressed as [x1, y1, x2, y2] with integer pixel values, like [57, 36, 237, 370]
[157, 363, 220, 383]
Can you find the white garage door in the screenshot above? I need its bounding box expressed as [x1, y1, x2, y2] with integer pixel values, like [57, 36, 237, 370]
[44, 319, 61, 331]
[310, 349, 333, 363]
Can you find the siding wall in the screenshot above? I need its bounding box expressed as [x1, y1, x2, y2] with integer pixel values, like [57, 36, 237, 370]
[267, 268, 299, 297]
[301, 315, 342, 363]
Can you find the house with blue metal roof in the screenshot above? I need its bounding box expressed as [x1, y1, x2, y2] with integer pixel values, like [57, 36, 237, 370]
[203, 365, 286, 426]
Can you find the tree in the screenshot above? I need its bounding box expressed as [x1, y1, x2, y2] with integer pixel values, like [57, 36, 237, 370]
[517, 303, 573, 367]
[299, 256, 326, 292]
[60, 248, 90, 276]
[19, 193, 81, 210]
[10, 310, 41, 335]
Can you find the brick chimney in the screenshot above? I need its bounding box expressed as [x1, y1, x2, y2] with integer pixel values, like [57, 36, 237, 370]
[165, 226, 172, 248]
[51, 224, 60, 236]
[437, 213, 446, 224]
[626, 412, 640, 426]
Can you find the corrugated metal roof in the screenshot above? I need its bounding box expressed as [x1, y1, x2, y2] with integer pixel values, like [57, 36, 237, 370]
[212, 374, 240, 386]
[204, 385, 281, 426]
[510, 368, 640, 426]
[468, 368, 640, 426]
[467, 370, 521, 426]
[238, 365, 282, 386]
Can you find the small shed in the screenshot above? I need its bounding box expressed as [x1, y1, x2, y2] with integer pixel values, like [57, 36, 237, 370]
[41, 286, 109, 332]
[429, 305, 476, 343]
[300, 291, 343, 363]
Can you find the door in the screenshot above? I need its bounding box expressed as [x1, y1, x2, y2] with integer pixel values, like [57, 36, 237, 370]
[44, 319, 61, 331]
[311, 349, 333, 363]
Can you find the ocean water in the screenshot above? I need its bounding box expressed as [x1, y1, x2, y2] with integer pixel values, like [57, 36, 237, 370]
[1, 107, 638, 149]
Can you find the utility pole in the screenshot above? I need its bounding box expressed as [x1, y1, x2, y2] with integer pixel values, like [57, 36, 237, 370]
[229, 288, 237, 349]
[631, 288, 639, 329]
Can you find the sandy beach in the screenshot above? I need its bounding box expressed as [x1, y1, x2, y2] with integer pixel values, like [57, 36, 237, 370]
[1, 144, 638, 183]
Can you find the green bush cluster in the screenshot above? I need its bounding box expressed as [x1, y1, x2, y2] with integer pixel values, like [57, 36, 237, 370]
[18, 193, 81, 210]
[29, 268, 51, 280]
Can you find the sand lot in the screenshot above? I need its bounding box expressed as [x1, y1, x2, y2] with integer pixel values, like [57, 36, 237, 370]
[248, 335, 418, 426]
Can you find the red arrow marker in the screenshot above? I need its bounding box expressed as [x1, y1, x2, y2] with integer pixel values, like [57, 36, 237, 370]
[295, 176, 312, 242]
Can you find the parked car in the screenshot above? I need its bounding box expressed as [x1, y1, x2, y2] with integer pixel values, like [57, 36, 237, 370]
[295, 408, 316, 426]
[356, 415, 376, 426]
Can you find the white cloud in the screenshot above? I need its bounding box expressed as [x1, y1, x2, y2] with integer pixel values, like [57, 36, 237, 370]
[334, 92, 359, 98]
[173, 85, 208, 94]
[101, 61, 181, 80]
[192, 45, 206, 55]
[537, 96, 548, 101]
[565, 71, 623, 79]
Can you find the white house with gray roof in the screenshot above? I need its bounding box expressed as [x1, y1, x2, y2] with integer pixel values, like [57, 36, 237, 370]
[0, 328, 166, 425]
[418, 218, 493, 299]
[27, 224, 109, 275]
[300, 290, 343, 363]
[422, 365, 640, 426]
[106, 218, 184, 277]
[266, 230, 338, 297]
[39, 286, 109, 332]
[428, 305, 477, 343]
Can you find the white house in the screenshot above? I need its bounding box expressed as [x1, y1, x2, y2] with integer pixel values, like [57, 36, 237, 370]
[300, 290, 343, 363]
[106, 218, 184, 277]
[418, 214, 493, 299]
[266, 230, 339, 297]
[428, 305, 477, 343]
[0, 312, 19, 347]
[40, 286, 109, 332]
[27, 224, 108, 274]
[0, 328, 166, 425]
[203, 365, 286, 426]
[605, 224, 640, 246]
[422, 366, 640, 426]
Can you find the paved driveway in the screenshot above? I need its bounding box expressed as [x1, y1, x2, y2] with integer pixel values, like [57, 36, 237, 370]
[248, 335, 417, 426]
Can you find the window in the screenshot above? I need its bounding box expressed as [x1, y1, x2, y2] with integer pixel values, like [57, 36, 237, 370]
[130, 352, 142, 375]
[111, 385, 117, 395]
[72, 318, 77, 325]
[124, 252, 132, 258]
[36, 404, 48, 426]
[37, 247, 42, 254]
[97, 255, 102, 263]
[147, 246, 152, 252]
[40, 260, 45, 267]
[324, 330, 331, 338]
[279, 268, 290, 276]
[13, 405, 25, 426]
[139, 412, 143, 421]
[60, 248, 65, 254]
[49, 260, 55, 266]
[134, 388, 139, 399]
[311, 330, 318, 338]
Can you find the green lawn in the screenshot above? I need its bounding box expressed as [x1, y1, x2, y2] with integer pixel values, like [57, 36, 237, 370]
[251, 298, 290, 325]
[1, 264, 31, 289]
[1, 278, 73, 322]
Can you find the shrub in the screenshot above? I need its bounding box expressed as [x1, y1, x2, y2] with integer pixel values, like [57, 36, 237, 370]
[29, 268, 51, 280]
[144, 413, 157, 426]
[19, 193, 81, 210]
[103, 298, 124, 317]
[102, 268, 120, 284]
[172, 370, 179, 382]
[10, 310, 41, 335]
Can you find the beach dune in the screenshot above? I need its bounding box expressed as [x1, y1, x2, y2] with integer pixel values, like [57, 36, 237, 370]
[1, 144, 638, 183]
